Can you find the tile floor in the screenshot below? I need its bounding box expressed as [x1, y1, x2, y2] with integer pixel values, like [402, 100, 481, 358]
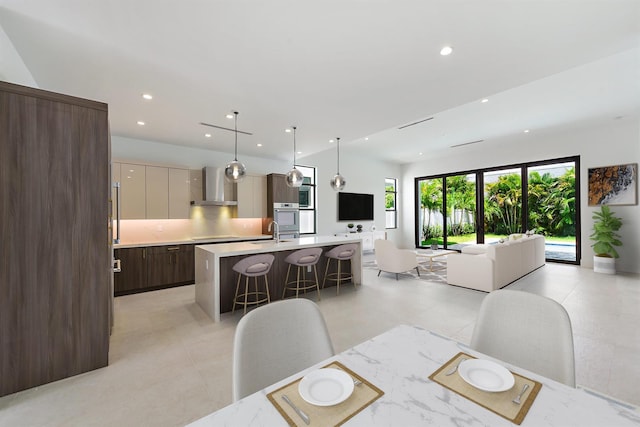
[1, 259, 638, 426]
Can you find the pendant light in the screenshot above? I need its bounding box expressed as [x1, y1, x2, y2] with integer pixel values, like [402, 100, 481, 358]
[330, 137, 346, 191]
[224, 111, 247, 183]
[285, 126, 304, 188]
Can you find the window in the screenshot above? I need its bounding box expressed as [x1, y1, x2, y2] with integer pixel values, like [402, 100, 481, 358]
[415, 156, 580, 264]
[297, 165, 316, 234]
[385, 178, 397, 229]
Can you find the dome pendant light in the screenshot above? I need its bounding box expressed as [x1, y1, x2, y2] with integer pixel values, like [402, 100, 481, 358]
[285, 126, 304, 188]
[224, 111, 247, 183]
[330, 137, 346, 191]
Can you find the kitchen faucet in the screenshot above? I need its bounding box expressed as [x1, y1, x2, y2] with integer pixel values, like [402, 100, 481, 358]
[268, 220, 280, 243]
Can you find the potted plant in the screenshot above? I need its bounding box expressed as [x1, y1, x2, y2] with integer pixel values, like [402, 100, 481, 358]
[590, 205, 623, 274]
[347, 223, 355, 233]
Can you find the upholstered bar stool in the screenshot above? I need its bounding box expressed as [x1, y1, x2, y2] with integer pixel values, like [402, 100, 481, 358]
[232, 254, 275, 315]
[322, 243, 358, 294]
[282, 248, 323, 300]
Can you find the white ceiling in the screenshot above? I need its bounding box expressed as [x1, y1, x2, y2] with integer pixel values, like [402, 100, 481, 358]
[1, 0, 639, 164]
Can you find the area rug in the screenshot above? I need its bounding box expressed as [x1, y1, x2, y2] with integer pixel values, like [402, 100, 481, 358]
[362, 259, 448, 285]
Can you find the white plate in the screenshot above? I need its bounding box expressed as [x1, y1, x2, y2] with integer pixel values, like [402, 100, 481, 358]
[458, 359, 515, 392]
[298, 368, 354, 406]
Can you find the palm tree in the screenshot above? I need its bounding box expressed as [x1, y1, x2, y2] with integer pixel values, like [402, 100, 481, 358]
[420, 179, 442, 241]
[485, 173, 522, 235]
[446, 175, 475, 236]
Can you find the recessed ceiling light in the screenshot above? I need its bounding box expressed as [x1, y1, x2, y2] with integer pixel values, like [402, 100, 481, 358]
[142, 93, 153, 100]
[137, 121, 145, 126]
[364, 137, 369, 141]
[419, 152, 423, 156]
[257, 143, 263, 147]
[205, 133, 212, 138]
[524, 129, 530, 133]
[481, 98, 489, 103]
[440, 46, 453, 56]
[297, 151, 302, 155]
[329, 139, 334, 143]
[285, 129, 291, 133]
[226, 113, 234, 119]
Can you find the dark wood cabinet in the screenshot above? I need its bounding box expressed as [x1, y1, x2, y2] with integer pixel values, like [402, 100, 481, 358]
[114, 244, 194, 296]
[114, 248, 148, 294]
[147, 245, 194, 287]
[0, 81, 110, 397]
[267, 173, 300, 205]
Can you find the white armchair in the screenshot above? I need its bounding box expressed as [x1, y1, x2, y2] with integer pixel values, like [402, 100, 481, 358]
[374, 239, 419, 280]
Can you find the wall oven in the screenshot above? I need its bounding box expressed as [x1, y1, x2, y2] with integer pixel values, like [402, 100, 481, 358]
[273, 202, 300, 236]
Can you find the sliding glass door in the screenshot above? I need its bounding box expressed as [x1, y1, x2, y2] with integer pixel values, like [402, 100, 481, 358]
[417, 178, 443, 248]
[526, 161, 578, 262]
[415, 156, 580, 265]
[445, 174, 477, 250]
[483, 168, 522, 244]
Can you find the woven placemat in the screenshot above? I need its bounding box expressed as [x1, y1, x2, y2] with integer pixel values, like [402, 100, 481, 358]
[267, 361, 384, 427]
[429, 352, 542, 425]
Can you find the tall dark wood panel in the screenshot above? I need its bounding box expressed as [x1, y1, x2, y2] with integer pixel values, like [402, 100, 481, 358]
[267, 173, 300, 206]
[0, 81, 110, 397]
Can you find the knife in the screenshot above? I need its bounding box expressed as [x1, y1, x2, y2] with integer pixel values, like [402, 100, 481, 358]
[282, 394, 310, 425]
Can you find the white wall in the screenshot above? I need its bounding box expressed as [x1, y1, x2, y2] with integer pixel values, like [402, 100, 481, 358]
[301, 145, 403, 243]
[401, 118, 640, 273]
[0, 24, 37, 86]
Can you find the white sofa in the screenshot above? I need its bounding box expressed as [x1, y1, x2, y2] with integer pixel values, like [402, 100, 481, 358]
[447, 234, 545, 292]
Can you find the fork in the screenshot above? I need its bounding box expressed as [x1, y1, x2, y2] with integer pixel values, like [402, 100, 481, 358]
[512, 384, 530, 405]
[445, 357, 467, 376]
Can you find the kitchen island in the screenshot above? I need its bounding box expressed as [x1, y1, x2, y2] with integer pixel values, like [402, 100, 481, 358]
[112, 235, 272, 296]
[195, 235, 363, 321]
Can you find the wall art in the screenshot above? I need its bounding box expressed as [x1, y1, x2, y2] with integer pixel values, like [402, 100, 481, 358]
[588, 163, 637, 206]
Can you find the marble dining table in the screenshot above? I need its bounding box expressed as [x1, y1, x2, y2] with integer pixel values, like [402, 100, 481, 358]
[188, 324, 640, 426]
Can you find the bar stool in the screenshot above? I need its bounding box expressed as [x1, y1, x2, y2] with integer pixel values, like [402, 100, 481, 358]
[232, 254, 275, 315]
[322, 243, 358, 294]
[282, 248, 323, 300]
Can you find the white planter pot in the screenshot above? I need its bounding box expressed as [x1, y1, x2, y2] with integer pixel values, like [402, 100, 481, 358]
[593, 255, 616, 274]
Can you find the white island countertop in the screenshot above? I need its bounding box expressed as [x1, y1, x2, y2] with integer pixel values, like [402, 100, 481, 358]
[114, 234, 272, 249]
[195, 235, 364, 321]
[195, 234, 363, 256]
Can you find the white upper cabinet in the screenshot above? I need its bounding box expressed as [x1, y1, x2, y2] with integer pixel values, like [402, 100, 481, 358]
[120, 163, 146, 219]
[189, 169, 203, 204]
[114, 162, 190, 219]
[146, 166, 169, 219]
[169, 168, 190, 219]
[237, 175, 267, 218]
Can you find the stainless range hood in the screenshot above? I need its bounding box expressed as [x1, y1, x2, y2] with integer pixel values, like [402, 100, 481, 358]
[191, 167, 237, 206]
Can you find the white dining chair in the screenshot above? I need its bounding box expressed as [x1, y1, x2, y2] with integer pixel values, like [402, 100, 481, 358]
[470, 289, 576, 387]
[232, 298, 335, 401]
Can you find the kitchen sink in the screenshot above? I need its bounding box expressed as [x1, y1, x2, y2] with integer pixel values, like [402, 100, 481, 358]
[250, 240, 291, 245]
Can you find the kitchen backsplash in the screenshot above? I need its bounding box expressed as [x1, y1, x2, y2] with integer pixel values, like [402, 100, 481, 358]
[116, 206, 264, 244]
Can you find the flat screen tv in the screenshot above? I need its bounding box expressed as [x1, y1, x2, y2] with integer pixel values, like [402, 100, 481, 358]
[338, 192, 374, 221]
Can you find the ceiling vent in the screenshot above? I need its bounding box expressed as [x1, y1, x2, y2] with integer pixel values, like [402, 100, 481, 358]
[450, 139, 484, 148]
[398, 117, 434, 130]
